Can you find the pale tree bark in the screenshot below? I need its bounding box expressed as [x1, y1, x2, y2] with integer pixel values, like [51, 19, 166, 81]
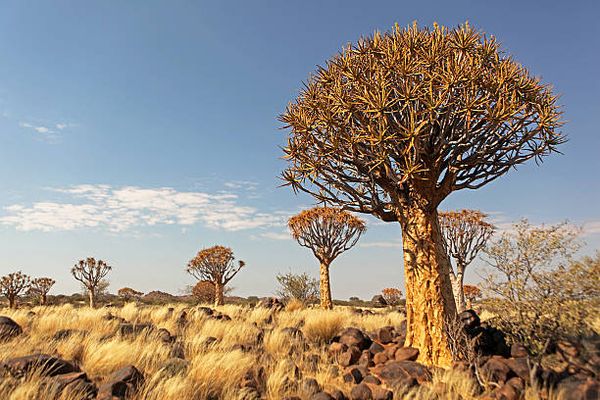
[399, 203, 457, 367]
[449, 271, 466, 312]
[88, 290, 96, 308]
[214, 282, 224, 307]
[319, 262, 333, 310]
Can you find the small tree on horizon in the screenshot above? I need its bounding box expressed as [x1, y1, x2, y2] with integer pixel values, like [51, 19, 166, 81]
[280, 22, 563, 365]
[29, 277, 56, 306]
[186, 245, 245, 307]
[288, 207, 366, 309]
[118, 287, 144, 301]
[0, 271, 31, 309]
[381, 287, 403, 306]
[439, 210, 494, 311]
[71, 257, 112, 308]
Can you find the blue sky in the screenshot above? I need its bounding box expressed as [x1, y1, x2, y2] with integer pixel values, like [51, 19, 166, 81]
[0, 1, 598, 299]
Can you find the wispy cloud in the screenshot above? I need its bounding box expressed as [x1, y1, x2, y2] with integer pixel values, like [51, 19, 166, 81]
[0, 184, 286, 232]
[259, 231, 291, 240]
[19, 121, 73, 142]
[360, 240, 402, 248]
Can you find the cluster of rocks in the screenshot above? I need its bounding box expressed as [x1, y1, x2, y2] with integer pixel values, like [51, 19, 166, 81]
[0, 351, 144, 400]
[256, 297, 285, 311]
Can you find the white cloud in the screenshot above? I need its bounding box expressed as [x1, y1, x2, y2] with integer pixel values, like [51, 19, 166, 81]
[583, 221, 600, 236]
[260, 231, 291, 240]
[20, 122, 54, 134]
[0, 184, 286, 233]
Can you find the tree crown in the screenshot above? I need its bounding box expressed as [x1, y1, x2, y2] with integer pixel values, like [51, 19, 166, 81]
[0, 271, 31, 296]
[439, 209, 494, 270]
[288, 207, 366, 263]
[187, 245, 245, 285]
[71, 257, 112, 289]
[281, 22, 564, 219]
[29, 277, 56, 295]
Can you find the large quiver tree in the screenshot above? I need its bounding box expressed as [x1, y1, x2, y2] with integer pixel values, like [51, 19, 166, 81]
[280, 22, 564, 366]
[187, 245, 245, 307]
[439, 210, 494, 311]
[288, 207, 366, 309]
[71, 257, 112, 308]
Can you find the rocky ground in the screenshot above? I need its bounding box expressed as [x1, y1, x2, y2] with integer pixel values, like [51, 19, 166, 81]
[0, 302, 598, 399]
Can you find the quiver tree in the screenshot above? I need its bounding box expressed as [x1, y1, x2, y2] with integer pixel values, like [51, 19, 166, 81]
[439, 210, 494, 311]
[187, 245, 245, 307]
[29, 277, 56, 306]
[71, 257, 112, 308]
[463, 285, 482, 309]
[0, 271, 30, 309]
[381, 287, 403, 306]
[280, 22, 564, 365]
[117, 287, 144, 301]
[288, 207, 366, 309]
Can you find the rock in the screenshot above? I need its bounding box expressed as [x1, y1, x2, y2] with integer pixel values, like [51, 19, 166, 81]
[2, 354, 79, 378]
[500, 357, 530, 383]
[394, 347, 419, 362]
[330, 389, 348, 400]
[557, 376, 600, 400]
[362, 375, 381, 385]
[119, 323, 154, 337]
[371, 295, 387, 307]
[97, 365, 144, 400]
[343, 367, 364, 384]
[339, 328, 371, 350]
[358, 350, 374, 368]
[370, 386, 393, 400]
[0, 316, 22, 341]
[156, 328, 173, 343]
[369, 342, 384, 355]
[306, 353, 321, 372]
[311, 392, 335, 400]
[339, 346, 362, 367]
[495, 377, 524, 400]
[377, 327, 395, 344]
[330, 342, 348, 354]
[302, 378, 321, 396]
[350, 383, 372, 400]
[44, 371, 97, 399]
[170, 341, 186, 359]
[482, 356, 513, 385]
[510, 343, 529, 358]
[373, 360, 431, 386]
[557, 340, 579, 358]
[177, 310, 188, 326]
[52, 329, 83, 341]
[459, 309, 481, 332]
[256, 297, 285, 311]
[373, 352, 388, 365]
[196, 306, 214, 316]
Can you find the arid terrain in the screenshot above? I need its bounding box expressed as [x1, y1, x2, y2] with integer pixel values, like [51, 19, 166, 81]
[0, 299, 598, 400]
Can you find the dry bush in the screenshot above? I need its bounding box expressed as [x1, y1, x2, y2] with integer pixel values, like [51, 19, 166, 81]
[381, 287, 402, 306]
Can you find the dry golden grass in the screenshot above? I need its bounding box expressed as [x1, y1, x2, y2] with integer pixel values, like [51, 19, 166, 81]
[0, 302, 567, 400]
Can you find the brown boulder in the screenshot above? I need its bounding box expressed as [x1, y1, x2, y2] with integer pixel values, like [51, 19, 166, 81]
[343, 367, 364, 384]
[373, 352, 388, 365]
[97, 365, 144, 400]
[482, 356, 513, 385]
[0, 316, 22, 341]
[2, 354, 79, 378]
[350, 383, 372, 400]
[557, 376, 600, 400]
[373, 360, 431, 386]
[394, 347, 419, 362]
[339, 328, 371, 350]
[377, 327, 395, 344]
[339, 346, 362, 367]
[510, 343, 529, 358]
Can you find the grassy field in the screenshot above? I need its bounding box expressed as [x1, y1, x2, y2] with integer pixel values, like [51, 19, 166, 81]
[0, 303, 584, 400]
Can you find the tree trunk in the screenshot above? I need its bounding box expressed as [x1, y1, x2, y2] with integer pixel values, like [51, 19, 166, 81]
[41, 293, 47, 306]
[88, 290, 96, 308]
[398, 202, 457, 367]
[8, 295, 16, 309]
[449, 271, 466, 312]
[214, 282, 224, 307]
[319, 262, 333, 310]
